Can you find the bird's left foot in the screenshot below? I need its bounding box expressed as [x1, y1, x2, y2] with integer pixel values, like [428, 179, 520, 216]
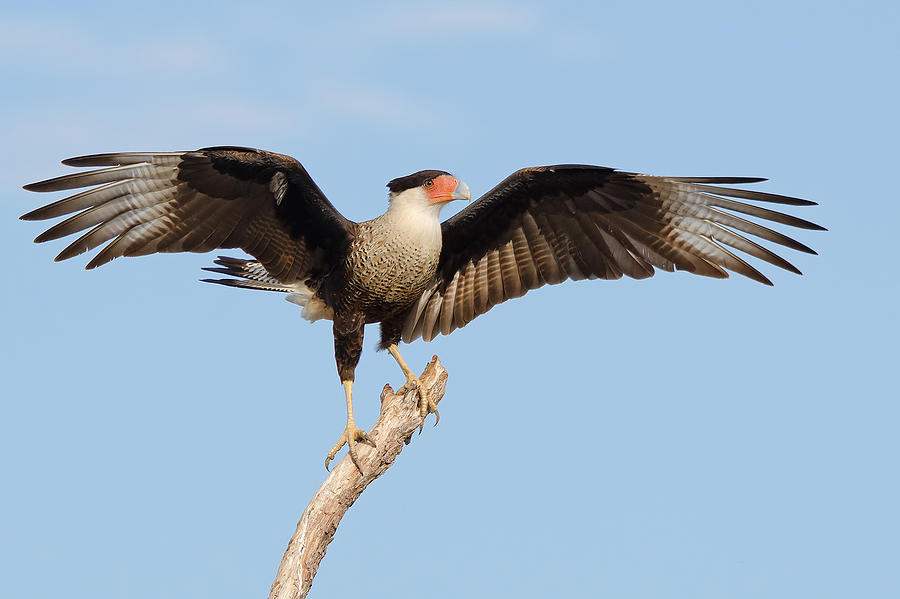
[401, 373, 439, 433]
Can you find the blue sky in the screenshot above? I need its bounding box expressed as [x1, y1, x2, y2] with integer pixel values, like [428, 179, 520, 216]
[2, 1, 898, 598]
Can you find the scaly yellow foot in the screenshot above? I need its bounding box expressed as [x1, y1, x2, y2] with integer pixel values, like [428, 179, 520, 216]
[324, 420, 373, 473]
[404, 373, 440, 433]
[325, 380, 375, 473]
[387, 344, 439, 433]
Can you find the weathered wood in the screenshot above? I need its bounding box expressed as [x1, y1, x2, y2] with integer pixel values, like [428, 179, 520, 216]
[268, 356, 449, 599]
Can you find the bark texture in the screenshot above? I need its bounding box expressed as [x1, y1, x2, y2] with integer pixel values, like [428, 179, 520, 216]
[268, 356, 449, 599]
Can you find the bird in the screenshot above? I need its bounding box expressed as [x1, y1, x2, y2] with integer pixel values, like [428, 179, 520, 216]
[21, 146, 824, 472]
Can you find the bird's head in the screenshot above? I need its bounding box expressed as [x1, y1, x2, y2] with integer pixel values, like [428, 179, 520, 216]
[386, 170, 471, 214]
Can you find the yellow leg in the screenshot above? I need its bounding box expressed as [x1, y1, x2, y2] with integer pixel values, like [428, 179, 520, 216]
[387, 344, 439, 433]
[325, 380, 374, 473]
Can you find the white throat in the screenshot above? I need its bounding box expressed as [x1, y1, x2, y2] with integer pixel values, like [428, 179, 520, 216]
[382, 188, 445, 249]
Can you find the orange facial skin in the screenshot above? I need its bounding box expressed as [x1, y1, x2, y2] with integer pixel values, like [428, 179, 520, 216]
[425, 174, 461, 204]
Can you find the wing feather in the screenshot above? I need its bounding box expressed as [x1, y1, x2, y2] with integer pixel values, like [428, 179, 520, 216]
[485, 248, 505, 305]
[511, 226, 539, 289]
[439, 271, 459, 336]
[531, 212, 570, 284]
[521, 211, 562, 284]
[473, 254, 490, 314]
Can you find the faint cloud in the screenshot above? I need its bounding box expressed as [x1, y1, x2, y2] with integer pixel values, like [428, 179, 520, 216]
[313, 81, 447, 128]
[0, 17, 223, 75]
[379, 2, 539, 36]
[7, 99, 305, 155]
[547, 28, 620, 64]
[304, 2, 539, 46]
[132, 40, 222, 74]
[0, 19, 85, 60]
[189, 99, 304, 134]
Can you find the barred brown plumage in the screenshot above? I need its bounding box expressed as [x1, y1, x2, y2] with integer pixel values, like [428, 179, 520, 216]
[22, 146, 824, 472]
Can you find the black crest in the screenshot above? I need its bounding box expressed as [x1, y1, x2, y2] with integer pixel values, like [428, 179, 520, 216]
[387, 170, 451, 193]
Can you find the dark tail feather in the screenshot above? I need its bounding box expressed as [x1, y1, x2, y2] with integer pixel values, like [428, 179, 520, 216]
[201, 255, 294, 293]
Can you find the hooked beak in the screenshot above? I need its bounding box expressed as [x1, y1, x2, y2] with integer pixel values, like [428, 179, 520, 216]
[428, 175, 472, 205]
[452, 180, 471, 203]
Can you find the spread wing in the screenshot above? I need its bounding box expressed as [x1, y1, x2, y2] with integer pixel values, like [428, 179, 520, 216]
[21, 146, 353, 283]
[402, 165, 824, 342]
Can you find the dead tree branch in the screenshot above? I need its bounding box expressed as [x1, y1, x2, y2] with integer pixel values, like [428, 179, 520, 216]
[267, 356, 449, 599]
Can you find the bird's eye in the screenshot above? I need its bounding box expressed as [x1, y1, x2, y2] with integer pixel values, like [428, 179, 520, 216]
[424, 179, 435, 188]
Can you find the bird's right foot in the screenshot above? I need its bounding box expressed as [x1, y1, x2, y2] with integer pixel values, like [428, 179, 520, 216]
[325, 421, 375, 473]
